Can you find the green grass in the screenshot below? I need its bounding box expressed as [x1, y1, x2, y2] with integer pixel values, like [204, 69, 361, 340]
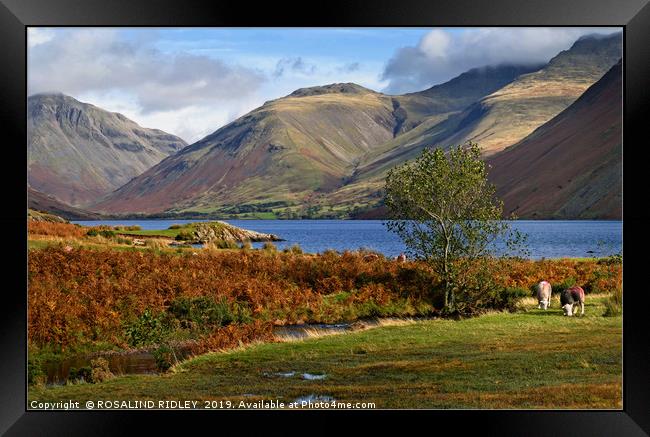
[29, 295, 621, 409]
[118, 227, 192, 238]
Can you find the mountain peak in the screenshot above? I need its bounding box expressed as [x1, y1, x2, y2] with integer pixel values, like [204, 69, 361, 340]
[575, 31, 622, 44]
[288, 83, 375, 98]
[29, 92, 81, 105]
[414, 63, 543, 99]
[546, 32, 622, 71]
[28, 93, 187, 207]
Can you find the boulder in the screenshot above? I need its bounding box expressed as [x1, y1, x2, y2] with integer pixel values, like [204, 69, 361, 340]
[193, 221, 281, 243]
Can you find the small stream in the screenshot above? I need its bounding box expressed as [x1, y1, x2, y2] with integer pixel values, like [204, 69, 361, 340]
[42, 322, 375, 385]
[44, 345, 196, 385]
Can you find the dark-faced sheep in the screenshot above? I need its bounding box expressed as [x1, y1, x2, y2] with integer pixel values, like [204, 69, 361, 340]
[561, 286, 585, 316]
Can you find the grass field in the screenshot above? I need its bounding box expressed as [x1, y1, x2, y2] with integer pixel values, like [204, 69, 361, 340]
[117, 228, 186, 238]
[29, 295, 621, 409]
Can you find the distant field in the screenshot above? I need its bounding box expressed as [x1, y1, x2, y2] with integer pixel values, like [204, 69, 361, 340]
[117, 228, 185, 238]
[29, 295, 621, 409]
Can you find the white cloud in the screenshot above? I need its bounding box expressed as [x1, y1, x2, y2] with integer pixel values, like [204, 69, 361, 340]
[419, 29, 451, 59]
[382, 27, 621, 94]
[27, 28, 55, 48]
[27, 28, 266, 137]
[77, 90, 263, 143]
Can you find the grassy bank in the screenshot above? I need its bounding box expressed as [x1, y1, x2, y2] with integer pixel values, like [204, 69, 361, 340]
[29, 295, 621, 409]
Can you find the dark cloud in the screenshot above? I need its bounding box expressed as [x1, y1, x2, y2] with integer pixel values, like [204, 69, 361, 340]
[340, 62, 360, 73]
[381, 28, 621, 94]
[272, 57, 317, 78]
[28, 29, 266, 113]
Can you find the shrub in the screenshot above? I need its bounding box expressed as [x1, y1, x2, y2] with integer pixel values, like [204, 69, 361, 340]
[552, 277, 577, 295]
[68, 366, 92, 383]
[598, 253, 622, 265]
[28, 356, 45, 386]
[603, 288, 622, 317]
[262, 242, 277, 252]
[175, 231, 195, 241]
[116, 237, 133, 245]
[124, 309, 171, 347]
[240, 241, 252, 250]
[28, 221, 87, 238]
[87, 229, 115, 238]
[168, 224, 183, 230]
[494, 287, 530, 311]
[231, 301, 254, 324]
[90, 357, 113, 383]
[395, 266, 438, 299]
[167, 296, 234, 331]
[289, 244, 303, 255]
[153, 344, 176, 372]
[214, 240, 239, 249]
[145, 239, 167, 250]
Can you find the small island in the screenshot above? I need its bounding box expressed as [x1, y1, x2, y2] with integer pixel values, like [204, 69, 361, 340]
[116, 221, 282, 245]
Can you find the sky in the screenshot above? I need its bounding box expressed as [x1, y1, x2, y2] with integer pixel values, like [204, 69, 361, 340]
[28, 27, 621, 143]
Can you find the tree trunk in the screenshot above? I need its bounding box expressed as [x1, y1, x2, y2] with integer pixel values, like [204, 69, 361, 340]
[444, 282, 449, 308]
[443, 233, 452, 311]
[444, 281, 454, 312]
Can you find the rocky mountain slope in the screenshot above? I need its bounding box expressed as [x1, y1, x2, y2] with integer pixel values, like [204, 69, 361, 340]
[28, 187, 103, 220]
[28, 93, 187, 206]
[486, 59, 622, 219]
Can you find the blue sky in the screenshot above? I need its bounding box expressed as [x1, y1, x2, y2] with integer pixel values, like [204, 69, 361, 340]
[28, 27, 620, 142]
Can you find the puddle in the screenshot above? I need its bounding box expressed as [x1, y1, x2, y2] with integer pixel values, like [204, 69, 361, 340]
[293, 394, 336, 405]
[263, 371, 326, 380]
[273, 321, 377, 340]
[43, 345, 195, 385]
[301, 373, 326, 380]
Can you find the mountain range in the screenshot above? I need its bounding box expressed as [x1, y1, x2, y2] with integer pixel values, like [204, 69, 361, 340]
[27, 33, 622, 220]
[28, 93, 187, 206]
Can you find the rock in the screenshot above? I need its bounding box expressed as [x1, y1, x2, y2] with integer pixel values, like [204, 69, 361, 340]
[28, 209, 68, 223]
[169, 241, 191, 247]
[193, 221, 281, 243]
[63, 245, 73, 252]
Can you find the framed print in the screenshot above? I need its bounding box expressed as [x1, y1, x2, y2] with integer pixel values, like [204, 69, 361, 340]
[1, 0, 648, 434]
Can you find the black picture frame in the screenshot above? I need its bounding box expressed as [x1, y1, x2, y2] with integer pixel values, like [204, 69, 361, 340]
[2, 0, 648, 434]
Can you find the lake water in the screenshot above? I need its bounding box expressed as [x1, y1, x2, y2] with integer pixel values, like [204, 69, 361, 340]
[72, 219, 622, 259]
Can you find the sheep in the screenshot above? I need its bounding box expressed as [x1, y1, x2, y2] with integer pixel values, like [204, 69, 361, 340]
[535, 281, 552, 309]
[560, 286, 585, 316]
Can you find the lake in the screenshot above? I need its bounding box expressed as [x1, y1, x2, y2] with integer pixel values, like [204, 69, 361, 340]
[71, 219, 622, 259]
